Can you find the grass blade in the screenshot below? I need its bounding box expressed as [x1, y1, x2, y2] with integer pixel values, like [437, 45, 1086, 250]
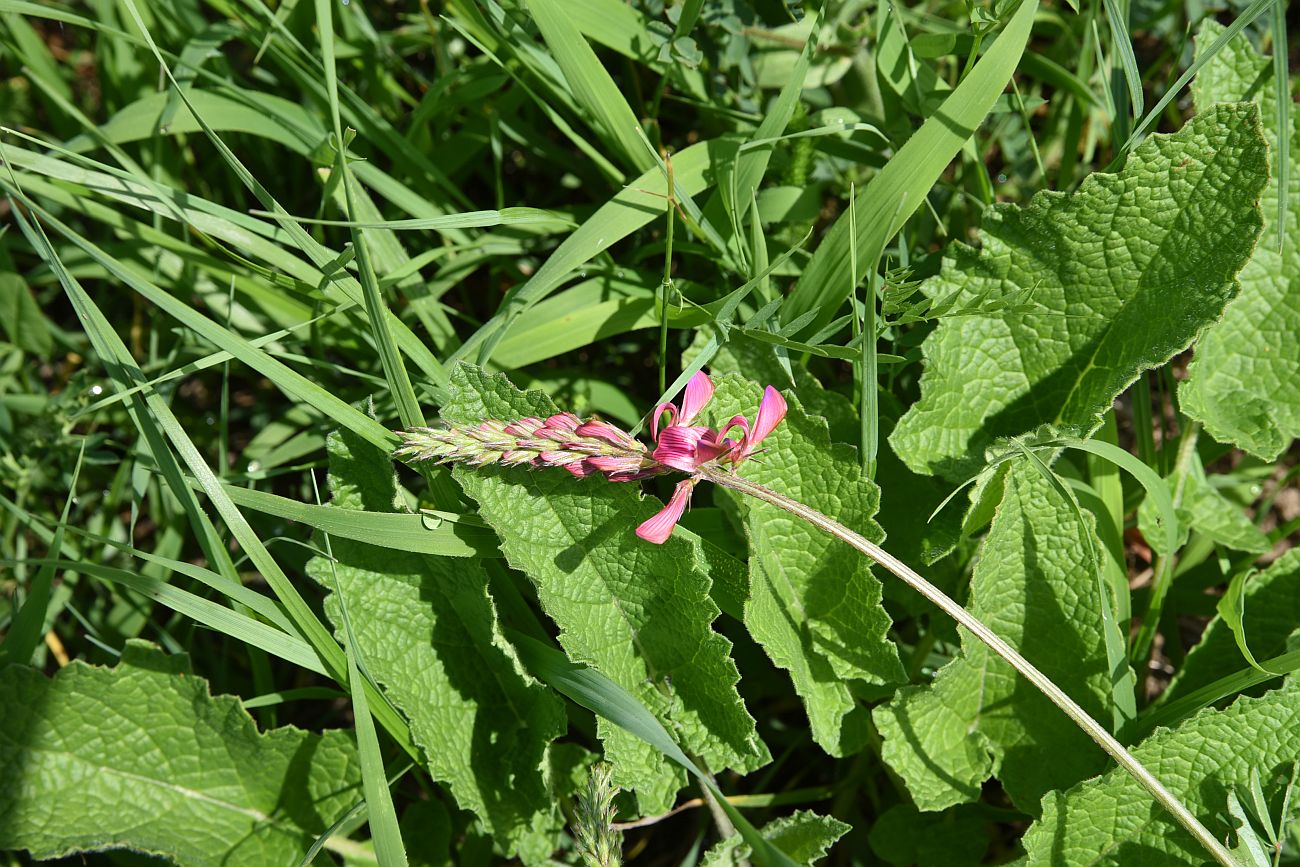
[782, 0, 1038, 332]
[522, 0, 654, 174]
[0, 443, 84, 666]
[509, 631, 800, 867]
[1272, 0, 1289, 253]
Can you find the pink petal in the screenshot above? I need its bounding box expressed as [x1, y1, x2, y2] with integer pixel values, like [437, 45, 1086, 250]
[636, 479, 695, 544]
[564, 461, 593, 478]
[545, 413, 580, 433]
[575, 419, 636, 448]
[741, 386, 787, 458]
[717, 414, 750, 449]
[650, 402, 677, 441]
[651, 424, 715, 472]
[586, 455, 644, 474]
[679, 372, 714, 425]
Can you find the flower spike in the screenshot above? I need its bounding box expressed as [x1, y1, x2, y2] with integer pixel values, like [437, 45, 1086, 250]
[395, 369, 790, 545]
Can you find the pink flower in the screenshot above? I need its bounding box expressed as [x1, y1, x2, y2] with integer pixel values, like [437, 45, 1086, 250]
[638, 372, 789, 543]
[637, 478, 697, 543]
[397, 369, 789, 546]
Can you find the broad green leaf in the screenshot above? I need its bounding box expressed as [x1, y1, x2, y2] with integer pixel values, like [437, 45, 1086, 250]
[874, 460, 1114, 813]
[1158, 549, 1300, 709]
[1137, 470, 1270, 557]
[443, 366, 769, 813]
[1023, 677, 1300, 865]
[707, 375, 905, 757]
[701, 810, 850, 867]
[891, 104, 1269, 479]
[308, 429, 567, 863]
[867, 804, 990, 867]
[1180, 22, 1300, 460]
[0, 272, 53, 356]
[0, 641, 361, 865]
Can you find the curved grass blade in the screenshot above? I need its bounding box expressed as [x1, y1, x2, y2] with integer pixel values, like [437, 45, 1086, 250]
[1120, 0, 1275, 152]
[508, 631, 801, 867]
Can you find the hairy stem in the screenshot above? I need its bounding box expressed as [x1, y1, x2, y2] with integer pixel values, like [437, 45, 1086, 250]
[698, 466, 1237, 867]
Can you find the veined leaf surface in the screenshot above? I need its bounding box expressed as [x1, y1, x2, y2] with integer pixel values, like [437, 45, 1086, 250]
[1023, 678, 1300, 865]
[874, 460, 1114, 812]
[706, 374, 906, 757]
[309, 429, 567, 862]
[891, 105, 1268, 479]
[0, 642, 361, 865]
[444, 366, 769, 813]
[1180, 22, 1300, 459]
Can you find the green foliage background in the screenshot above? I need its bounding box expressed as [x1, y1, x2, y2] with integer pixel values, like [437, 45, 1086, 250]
[0, 1, 1297, 865]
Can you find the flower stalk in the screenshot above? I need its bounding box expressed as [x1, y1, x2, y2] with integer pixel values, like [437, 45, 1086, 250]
[696, 464, 1239, 867]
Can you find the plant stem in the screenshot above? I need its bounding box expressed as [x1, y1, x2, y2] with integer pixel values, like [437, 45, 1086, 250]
[658, 152, 676, 396]
[698, 466, 1238, 867]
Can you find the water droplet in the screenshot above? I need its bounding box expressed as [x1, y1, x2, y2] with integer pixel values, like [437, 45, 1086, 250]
[247, 461, 262, 473]
[205, 416, 216, 425]
[579, 271, 587, 278]
[89, 385, 103, 396]
[616, 270, 625, 279]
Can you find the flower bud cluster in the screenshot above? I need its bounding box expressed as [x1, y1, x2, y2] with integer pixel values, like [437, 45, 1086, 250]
[394, 412, 661, 482]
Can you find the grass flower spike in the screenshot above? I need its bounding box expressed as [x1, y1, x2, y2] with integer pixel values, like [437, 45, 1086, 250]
[396, 371, 789, 544]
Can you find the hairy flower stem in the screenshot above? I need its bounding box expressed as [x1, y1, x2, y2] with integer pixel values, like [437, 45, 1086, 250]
[699, 466, 1238, 867]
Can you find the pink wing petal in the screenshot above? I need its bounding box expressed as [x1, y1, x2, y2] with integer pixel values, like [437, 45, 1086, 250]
[650, 402, 677, 441]
[717, 414, 750, 446]
[742, 386, 788, 457]
[679, 371, 715, 425]
[636, 478, 695, 544]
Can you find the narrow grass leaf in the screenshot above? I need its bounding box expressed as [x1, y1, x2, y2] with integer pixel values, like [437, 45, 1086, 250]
[11, 558, 325, 675]
[509, 631, 799, 867]
[0, 443, 83, 666]
[452, 135, 736, 365]
[9, 200, 416, 760]
[522, 0, 654, 174]
[782, 0, 1038, 332]
[308, 429, 567, 860]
